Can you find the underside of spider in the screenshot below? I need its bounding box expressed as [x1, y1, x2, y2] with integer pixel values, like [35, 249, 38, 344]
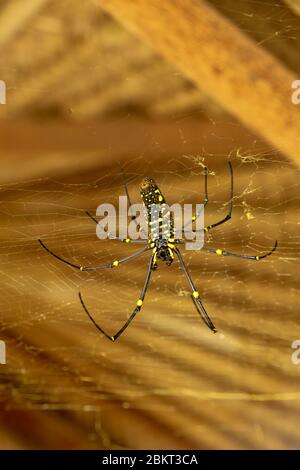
[38, 163, 277, 342]
[140, 176, 176, 268]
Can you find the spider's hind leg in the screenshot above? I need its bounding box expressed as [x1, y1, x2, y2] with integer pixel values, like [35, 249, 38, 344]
[174, 247, 217, 333]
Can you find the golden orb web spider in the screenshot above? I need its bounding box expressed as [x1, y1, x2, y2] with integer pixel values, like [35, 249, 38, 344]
[38, 162, 277, 342]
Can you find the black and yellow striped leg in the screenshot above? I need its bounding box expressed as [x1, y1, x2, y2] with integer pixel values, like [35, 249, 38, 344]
[79, 254, 155, 341]
[174, 248, 217, 333]
[200, 240, 277, 260]
[38, 239, 149, 271]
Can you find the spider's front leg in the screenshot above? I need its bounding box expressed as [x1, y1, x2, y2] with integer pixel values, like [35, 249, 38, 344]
[202, 161, 233, 234]
[178, 161, 233, 240]
[181, 165, 209, 233]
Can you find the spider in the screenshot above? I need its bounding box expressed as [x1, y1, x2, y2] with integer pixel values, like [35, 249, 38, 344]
[39, 162, 277, 341]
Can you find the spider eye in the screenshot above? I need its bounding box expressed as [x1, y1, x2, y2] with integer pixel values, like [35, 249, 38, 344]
[140, 177, 154, 189]
[140, 180, 150, 189]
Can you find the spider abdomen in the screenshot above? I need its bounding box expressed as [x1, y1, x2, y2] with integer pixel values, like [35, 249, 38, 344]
[140, 177, 175, 242]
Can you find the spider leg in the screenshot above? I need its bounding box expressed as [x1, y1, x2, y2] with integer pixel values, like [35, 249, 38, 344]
[85, 211, 147, 244]
[85, 211, 98, 225]
[86, 180, 139, 227]
[178, 162, 232, 239]
[79, 253, 155, 341]
[201, 240, 277, 260]
[183, 165, 208, 231]
[174, 248, 217, 333]
[120, 167, 137, 222]
[203, 161, 233, 233]
[111, 237, 148, 244]
[120, 166, 148, 238]
[86, 166, 148, 240]
[38, 239, 149, 271]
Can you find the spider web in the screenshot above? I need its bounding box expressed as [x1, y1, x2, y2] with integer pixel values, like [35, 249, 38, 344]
[0, 146, 299, 447]
[0, 0, 300, 451]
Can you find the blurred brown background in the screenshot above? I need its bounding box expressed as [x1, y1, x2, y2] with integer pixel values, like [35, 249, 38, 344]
[0, 0, 299, 449]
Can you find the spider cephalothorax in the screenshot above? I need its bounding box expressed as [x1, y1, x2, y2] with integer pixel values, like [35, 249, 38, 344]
[149, 239, 175, 269]
[39, 162, 277, 342]
[155, 246, 174, 267]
